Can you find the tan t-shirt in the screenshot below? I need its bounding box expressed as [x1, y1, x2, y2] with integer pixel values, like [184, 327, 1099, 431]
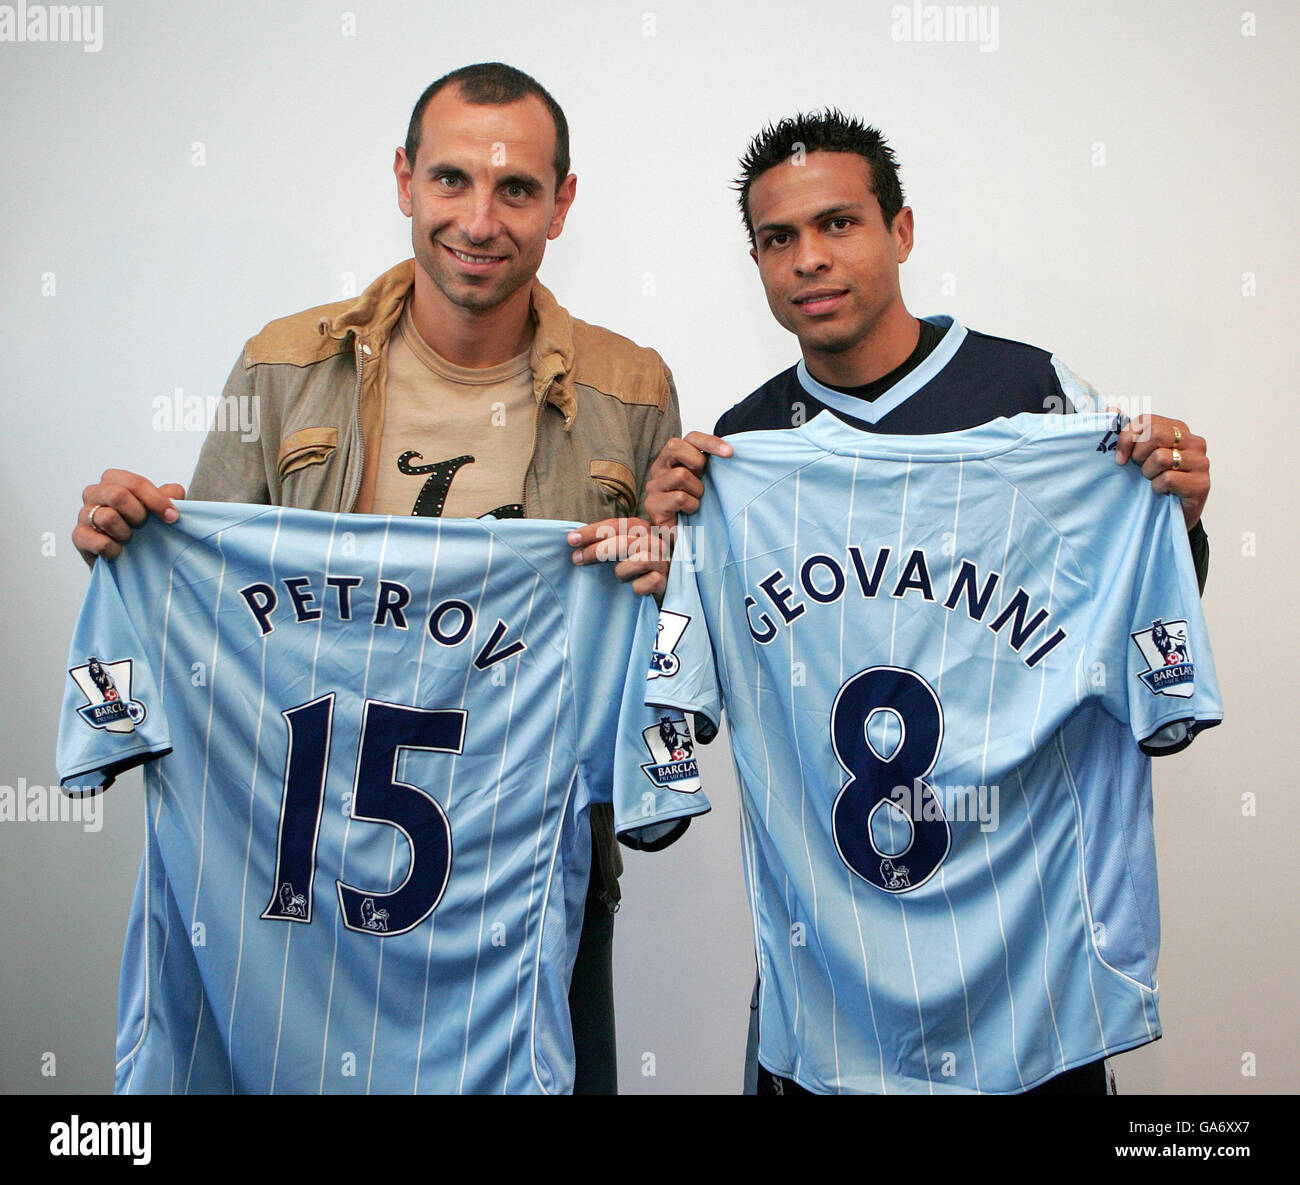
[368, 306, 536, 519]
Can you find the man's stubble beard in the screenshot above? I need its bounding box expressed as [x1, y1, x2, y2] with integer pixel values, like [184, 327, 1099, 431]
[425, 250, 522, 315]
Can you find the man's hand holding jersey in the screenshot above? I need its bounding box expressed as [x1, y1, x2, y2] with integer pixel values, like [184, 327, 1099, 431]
[74, 470, 185, 567]
[566, 518, 673, 599]
[646, 415, 1209, 536]
[74, 472, 674, 598]
[643, 432, 733, 529]
[1113, 415, 1209, 531]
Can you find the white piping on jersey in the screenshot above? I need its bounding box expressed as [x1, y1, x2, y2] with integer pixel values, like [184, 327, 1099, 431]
[1023, 533, 1069, 1073]
[1055, 725, 1115, 1052]
[414, 525, 462, 1090]
[1059, 719, 1163, 1004]
[738, 505, 787, 1088]
[317, 517, 394, 1093]
[794, 316, 968, 424]
[483, 570, 542, 1090]
[455, 535, 507, 1093]
[522, 588, 569, 1095]
[458, 536, 509, 1091]
[116, 566, 182, 1087]
[1013, 766, 1068, 1072]
[790, 468, 841, 1084]
[933, 457, 982, 1090]
[528, 765, 581, 1094]
[184, 533, 229, 1095]
[786, 475, 806, 1077]
[229, 512, 286, 1091]
[983, 492, 1027, 1090]
[886, 457, 937, 1092]
[842, 453, 890, 1093]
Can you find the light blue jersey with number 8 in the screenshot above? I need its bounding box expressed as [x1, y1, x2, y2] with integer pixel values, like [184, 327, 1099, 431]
[636, 411, 1221, 1094]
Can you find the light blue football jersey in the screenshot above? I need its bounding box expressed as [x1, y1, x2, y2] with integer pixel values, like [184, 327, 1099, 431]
[57, 502, 707, 1095]
[633, 411, 1222, 1094]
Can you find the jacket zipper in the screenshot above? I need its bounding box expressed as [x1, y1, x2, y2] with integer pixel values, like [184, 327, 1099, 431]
[521, 378, 552, 520]
[345, 338, 367, 512]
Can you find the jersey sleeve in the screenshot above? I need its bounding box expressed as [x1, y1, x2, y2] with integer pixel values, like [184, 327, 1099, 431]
[611, 592, 711, 850]
[1051, 356, 1105, 414]
[56, 560, 172, 795]
[642, 521, 724, 737]
[1086, 488, 1222, 755]
[566, 566, 709, 848]
[612, 518, 728, 842]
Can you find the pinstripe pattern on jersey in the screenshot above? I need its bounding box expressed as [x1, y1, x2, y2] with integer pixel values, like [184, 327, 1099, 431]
[637, 411, 1220, 1093]
[58, 503, 707, 1094]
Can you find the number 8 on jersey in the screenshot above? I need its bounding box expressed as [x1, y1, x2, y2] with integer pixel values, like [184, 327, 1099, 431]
[831, 666, 951, 893]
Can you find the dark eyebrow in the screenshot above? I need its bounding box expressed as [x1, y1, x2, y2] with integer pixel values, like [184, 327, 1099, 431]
[754, 204, 862, 238]
[497, 172, 544, 193]
[422, 163, 544, 194]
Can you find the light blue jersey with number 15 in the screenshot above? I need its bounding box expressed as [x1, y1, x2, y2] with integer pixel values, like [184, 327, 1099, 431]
[58, 502, 707, 1095]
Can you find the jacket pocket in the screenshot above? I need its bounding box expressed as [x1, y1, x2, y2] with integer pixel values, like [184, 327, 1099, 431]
[277, 427, 339, 479]
[589, 459, 637, 515]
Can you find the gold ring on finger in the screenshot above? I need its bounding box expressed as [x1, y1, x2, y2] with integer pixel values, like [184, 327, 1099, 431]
[88, 504, 104, 530]
[1171, 448, 1182, 471]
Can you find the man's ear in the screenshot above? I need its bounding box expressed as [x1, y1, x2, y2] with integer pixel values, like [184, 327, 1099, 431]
[394, 147, 414, 217]
[893, 206, 915, 264]
[548, 172, 578, 240]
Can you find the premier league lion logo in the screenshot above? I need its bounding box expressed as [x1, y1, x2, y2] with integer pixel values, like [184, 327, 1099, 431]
[879, 859, 912, 890]
[87, 656, 120, 702]
[638, 712, 702, 793]
[658, 715, 694, 763]
[277, 882, 308, 919]
[69, 656, 147, 732]
[1151, 619, 1187, 666]
[1131, 618, 1195, 697]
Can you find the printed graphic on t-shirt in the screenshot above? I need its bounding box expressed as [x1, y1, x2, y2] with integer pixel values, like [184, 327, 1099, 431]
[397, 451, 524, 519]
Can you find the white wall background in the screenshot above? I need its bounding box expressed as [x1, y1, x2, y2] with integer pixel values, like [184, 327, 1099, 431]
[1, 0, 1295, 1095]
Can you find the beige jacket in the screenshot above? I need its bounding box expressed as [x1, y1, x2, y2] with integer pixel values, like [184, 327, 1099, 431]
[190, 260, 683, 900]
[191, 259, 680, 523]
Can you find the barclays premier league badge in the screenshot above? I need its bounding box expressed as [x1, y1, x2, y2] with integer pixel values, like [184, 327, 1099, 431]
[70, 656, 147, 732]
[640, 713, 701, 793]
[648, 611, 690, 680]
[1130, 619, 1195, 698]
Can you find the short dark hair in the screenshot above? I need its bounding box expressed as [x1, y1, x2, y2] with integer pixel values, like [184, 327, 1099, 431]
[734, 110, 904, 245]
[404, 62, 571, 187]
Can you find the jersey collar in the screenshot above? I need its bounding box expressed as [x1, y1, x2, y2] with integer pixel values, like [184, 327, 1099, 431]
[802, 407, 1049, 460]
[794, 315, 967, 425]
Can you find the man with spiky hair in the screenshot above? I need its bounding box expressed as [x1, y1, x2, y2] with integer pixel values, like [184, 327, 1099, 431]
[651, 110, 1208, 555]
[644, 111, 1214, 1095]
[73, 61, 682, 1095]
